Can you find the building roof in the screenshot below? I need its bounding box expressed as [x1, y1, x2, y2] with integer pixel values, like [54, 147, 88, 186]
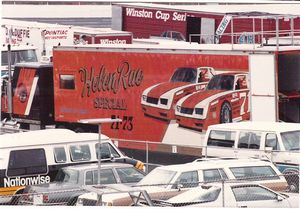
[114, 2, 300, 16]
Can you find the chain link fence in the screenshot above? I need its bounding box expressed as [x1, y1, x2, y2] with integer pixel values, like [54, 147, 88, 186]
[1, 173, 298, 206]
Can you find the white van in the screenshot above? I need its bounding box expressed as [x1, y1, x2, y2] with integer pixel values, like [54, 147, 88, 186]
[203, 121, 299, 192]
[0, 129, 144, 204]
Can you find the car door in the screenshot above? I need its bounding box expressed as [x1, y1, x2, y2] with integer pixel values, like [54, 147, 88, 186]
[231, 185, 290, 208]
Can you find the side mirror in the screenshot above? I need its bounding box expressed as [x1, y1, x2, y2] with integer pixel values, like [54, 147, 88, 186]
[176, 184, 183, 191]
[277, 195, 284, 202]
[110, 154, 115, 162]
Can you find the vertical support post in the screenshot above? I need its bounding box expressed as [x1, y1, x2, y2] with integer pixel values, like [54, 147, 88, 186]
[252, 18, 255, 49]
[97, 123, 102, 185]
[231, 16, 234, 49]
[96, 123, 102, 205]
[261, 17, 264, 46]
[7, 44, 13, 119]
[146, 141, 149, 174]
[222, 180, 225, 207]
[275, 17, 279, 50]
[78, 118, 122, 206]
[291, 17, 294, 45]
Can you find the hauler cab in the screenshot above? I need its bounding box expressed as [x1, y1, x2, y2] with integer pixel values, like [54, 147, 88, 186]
[1, 44, 38, 78]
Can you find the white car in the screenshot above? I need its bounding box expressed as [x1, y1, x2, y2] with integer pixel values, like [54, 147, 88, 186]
[137, 158, 287, 191]
[154, 182, 299, 208]
[76, 158, 289, 206]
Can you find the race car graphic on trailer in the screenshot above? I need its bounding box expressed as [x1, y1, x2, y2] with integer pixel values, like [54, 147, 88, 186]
[141, 67, 215, 120]
[175, 72, 250, 132]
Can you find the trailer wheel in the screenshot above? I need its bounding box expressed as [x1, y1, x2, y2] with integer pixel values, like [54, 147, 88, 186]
[220, 102, 232, 123]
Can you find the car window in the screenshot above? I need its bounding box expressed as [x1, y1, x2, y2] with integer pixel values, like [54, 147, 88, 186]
[116, 167, 145, 183]
[173, 171, 199, 188]
[85, 170, 94, 185]
[232, 185, 278, 201]
[53, 147, 67, 163]
[55, 168, 79, 184]
[70, 144, 91, 161]
[91, 169, 117, 185]
[95, 142, 121, 160]
[170, 67, 197, 83]
[280, 131, 300, 151]
[7, 148, 47, 176]
[238, 131, 261, 149]
[206, 75, 234, 91]
[265, 133, 280, 151]
[203, 169, 228, 182]
[230, 166, 279, 181]
[207, 130, 236, 147]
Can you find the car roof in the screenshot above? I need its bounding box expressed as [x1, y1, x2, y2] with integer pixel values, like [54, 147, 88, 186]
[155, 158, 275, 172]
[0, 129, 110, 148]
[63, 162, 133, 171]
[208, 121, 300, 132]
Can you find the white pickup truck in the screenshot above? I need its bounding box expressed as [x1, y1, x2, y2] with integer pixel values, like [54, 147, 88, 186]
[203, 121, 300, 192]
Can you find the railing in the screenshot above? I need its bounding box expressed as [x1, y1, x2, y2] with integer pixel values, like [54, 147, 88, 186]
[188, 13, 300, 51]
[2, 173, 298, 206]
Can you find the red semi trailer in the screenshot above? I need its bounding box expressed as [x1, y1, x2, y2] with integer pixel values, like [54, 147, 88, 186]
[2, 43, 300, 160]
[1, 43, 248, 139]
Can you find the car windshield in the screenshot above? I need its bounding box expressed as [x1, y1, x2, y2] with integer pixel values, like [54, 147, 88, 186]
[281, 131, 300, 151]
[116, 167, 145, 183]
[1, 50, 38, 66]
[170, 68, 197, 83]
[54, 168, 79, 184]
[137, 168, 177, 187]
[206, 75, 234, 90]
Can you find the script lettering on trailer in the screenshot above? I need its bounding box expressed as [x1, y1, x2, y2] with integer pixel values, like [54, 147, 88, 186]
[79, 61, 144, 110]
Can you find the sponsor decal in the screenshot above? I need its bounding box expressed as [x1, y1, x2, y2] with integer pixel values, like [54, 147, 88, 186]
[79, 61, 143, 112]
[42, 29, 69, 40]
[94, 97, 127, 110]
[4, 175, 50, 187]
[100, 39, 127, 44]
[215, 15, 232, 43]
[126, 8, 186, 22]
[4, 26, 30, 44]
[79, 61, 144, 97]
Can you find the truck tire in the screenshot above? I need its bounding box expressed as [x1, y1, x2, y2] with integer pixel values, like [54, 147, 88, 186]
[67, 196, 78, 206]
[220, 102, 232, 123]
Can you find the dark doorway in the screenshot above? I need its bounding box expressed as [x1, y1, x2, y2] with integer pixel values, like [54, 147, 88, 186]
[186, 17, 201, 43]
[278, 54, 300, 123]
